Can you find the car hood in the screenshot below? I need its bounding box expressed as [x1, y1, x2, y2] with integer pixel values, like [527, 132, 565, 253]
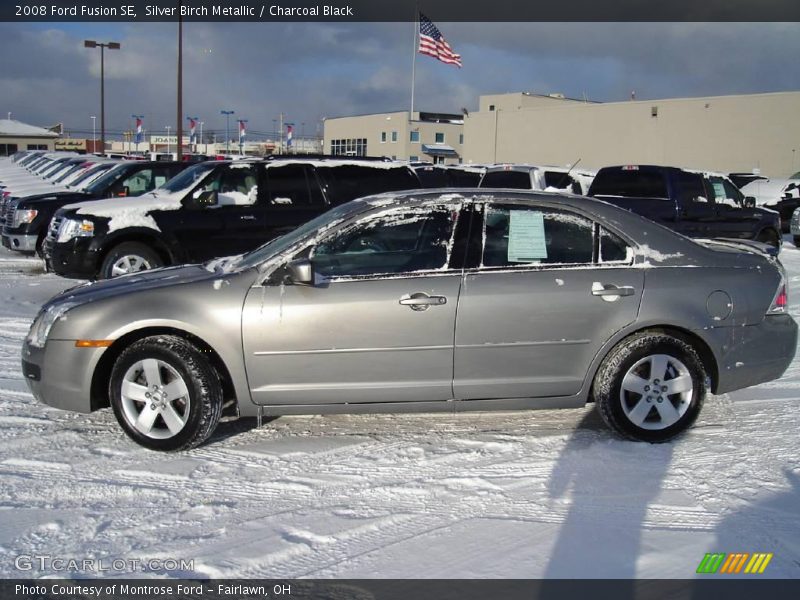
[47, 264, 232, 308]
[17, 191, 91, 207]
[64, 191, 184, 218]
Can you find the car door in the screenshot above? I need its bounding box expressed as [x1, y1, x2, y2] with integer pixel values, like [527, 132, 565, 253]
[242, 201, 464, 406]
[168, 163, 266, 261]
[262, 163, 328, 239]
[671, 170, 716, 237]
[453, 201, 644, 400]
[705, 176, 762, 239]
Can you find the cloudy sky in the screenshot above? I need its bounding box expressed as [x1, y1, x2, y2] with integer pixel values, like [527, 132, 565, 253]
[2, 21, 799, 140]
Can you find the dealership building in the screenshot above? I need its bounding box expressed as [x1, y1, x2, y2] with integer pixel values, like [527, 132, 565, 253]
[0, 119, 59, 156]
[324, 91, 800, 177]
[323, 111, 465, 165]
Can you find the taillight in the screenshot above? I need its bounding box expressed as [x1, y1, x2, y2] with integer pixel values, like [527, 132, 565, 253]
[768, 282, 788, 314]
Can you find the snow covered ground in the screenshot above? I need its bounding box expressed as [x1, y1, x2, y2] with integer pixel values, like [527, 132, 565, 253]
[0, 242, 798, 580]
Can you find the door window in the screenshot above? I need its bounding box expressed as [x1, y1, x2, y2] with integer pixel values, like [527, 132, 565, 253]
[219, 165, 259, 205]
[311, 206, 458, 278]
[115, 169, 154, 196]
[264, 164, 315, 206]
[482, 205, 594, 267]
[706, 177, 744, 208]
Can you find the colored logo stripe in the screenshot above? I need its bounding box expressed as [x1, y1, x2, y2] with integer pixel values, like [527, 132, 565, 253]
[697, 552, 773, 574]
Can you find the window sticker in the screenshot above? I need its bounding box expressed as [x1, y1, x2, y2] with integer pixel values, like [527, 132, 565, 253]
[712, 182, 726, 199]
[507, 210, 547, 262]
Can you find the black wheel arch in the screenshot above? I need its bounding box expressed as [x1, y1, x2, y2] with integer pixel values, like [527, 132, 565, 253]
[97, 229, 181, 273]
[91, 327, 237, 413]
[587, 324, 719, 401]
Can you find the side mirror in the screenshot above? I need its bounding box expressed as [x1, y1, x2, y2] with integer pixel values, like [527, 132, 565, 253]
[743, 196, 756, 208]
[285, 258, 314, 285]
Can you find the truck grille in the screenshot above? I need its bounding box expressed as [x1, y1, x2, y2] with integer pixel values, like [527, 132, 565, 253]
[46, 215, 63, 244]
[1, 197, 17, 225]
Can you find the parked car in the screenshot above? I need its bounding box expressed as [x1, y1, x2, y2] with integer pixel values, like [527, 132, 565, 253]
[587, 165, 781, 249]
[43, 159, 423, 279]
[479, 164, 593, 194]
[2, 161, 187, 255]
[761, 182, 800, 233]
[23, 190, 796, 450]
[413, 164, 484, 188]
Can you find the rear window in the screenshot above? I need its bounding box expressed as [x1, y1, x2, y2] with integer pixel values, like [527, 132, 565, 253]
[590, 169, 668, 198]
[480, 171, 532, 190]
[315, 165, 421, 205]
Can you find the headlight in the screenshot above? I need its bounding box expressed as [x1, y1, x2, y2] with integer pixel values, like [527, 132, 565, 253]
[56, 218, 94, 243]
[13, 208, 37, 227]
[26, 302, 78, 348]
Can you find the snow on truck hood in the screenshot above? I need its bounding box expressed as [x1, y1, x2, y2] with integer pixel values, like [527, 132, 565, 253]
[65, 191, 184, 233]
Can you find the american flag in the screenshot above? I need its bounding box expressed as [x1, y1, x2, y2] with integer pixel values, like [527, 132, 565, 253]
[418, 13, 461, 68]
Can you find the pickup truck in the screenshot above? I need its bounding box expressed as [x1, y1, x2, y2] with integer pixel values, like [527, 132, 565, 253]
[2, 161, 188, 255]
[587, 165, 781, 249]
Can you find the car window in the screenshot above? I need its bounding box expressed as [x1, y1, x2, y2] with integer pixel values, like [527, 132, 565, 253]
[120, 170, 153, 195]
[311, 205, 458, 278]
[218, 165, 259, 205]
[480, 170, 532, 190]
[673, 171, 707, 203]
[706, 176, 742, 207]
[482, 204, 594, 267]
[600, 227, 632, 263]
[315, 165, 420, 205]
[264, 164, 315, 206]
[590, 169, 668, 198]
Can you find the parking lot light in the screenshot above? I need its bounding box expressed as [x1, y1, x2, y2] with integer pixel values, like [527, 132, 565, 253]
[221, 110, 234, 154]
[84, 40, 121, 155]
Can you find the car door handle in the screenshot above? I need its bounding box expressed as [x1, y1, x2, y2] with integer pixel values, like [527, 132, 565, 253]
[591, 282, 635, 298]
[399, 293, 447, 311]
[240, 215, 257, 221]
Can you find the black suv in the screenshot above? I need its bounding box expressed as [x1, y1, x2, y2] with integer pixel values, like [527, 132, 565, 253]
[2, 161, 188, 255]
[44, 159, 422, 279]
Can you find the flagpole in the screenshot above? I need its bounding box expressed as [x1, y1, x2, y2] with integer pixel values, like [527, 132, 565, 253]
[409, 3, 418, 120]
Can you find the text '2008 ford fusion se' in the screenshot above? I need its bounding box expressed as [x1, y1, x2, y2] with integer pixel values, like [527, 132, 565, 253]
[22, 190, 797, 450]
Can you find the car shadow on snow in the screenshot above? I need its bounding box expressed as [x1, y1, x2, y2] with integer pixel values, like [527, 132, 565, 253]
[542, 408, 677, 590]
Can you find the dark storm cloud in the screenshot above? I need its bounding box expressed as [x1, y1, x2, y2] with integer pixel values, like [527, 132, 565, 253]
[0, 22, 797, 138]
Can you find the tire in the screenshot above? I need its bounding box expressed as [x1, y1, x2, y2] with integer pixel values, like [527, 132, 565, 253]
[100, 242, 163, 279]
[593, 331, 706, 443]
[756, 229, 780, 250]
[109, 335, 223, 451]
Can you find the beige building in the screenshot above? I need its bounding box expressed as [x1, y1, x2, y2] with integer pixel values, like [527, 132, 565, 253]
[323, 111, 465, 164]
[0, 119, 59, 156]
[464, 91, 800, 178]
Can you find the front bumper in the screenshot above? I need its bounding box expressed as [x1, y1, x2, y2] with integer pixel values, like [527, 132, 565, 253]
[712, 314, 798, 394]
[22, 339, 107, 413]
[2, 233, 37, 253]
[43, 237, 100, 279]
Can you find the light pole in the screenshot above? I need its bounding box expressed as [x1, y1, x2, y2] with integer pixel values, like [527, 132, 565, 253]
[199, 121, 204, 152]
[166, 126, 172, 154]
[84, 40, 120, 155]
[90, 116, 96, 153]
[221, 110, 234, 154]
[301, 121, 305, 152]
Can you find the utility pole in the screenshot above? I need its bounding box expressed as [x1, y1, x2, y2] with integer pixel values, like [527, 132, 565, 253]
[176, 0, 183, 161]
[84, 40, 120, 155]
[221, 110, 234, 154]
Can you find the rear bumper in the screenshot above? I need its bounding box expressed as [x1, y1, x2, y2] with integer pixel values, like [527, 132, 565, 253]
[712, 314, 798, 394]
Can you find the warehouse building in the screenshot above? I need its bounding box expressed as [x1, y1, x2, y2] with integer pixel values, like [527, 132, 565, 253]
[0, 119, 59, 156]
[323, 111, 465, 164]
[463, 91, 800, 178]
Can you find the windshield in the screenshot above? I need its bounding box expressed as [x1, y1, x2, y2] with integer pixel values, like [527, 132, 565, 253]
[52, 163, 85, 184]
[83, 163, 132, 195]
[68, 163, 115, 188]
[158, 161, 218, 194]
[233, 201, 368, 270]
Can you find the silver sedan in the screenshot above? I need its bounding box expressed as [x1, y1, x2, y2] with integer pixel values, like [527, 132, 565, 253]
[22, 190, 797, 450]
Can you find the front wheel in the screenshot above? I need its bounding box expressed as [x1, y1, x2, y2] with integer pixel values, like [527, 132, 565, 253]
[593, 332, 707, 443]
[109, 335, 223, 451]
[100, 242, 163, 279]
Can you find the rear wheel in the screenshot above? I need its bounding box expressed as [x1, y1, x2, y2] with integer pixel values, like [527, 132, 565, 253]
[100, 242, 163, 279]
[109, 335, 223, 451]
[593, 331, 706, 442]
